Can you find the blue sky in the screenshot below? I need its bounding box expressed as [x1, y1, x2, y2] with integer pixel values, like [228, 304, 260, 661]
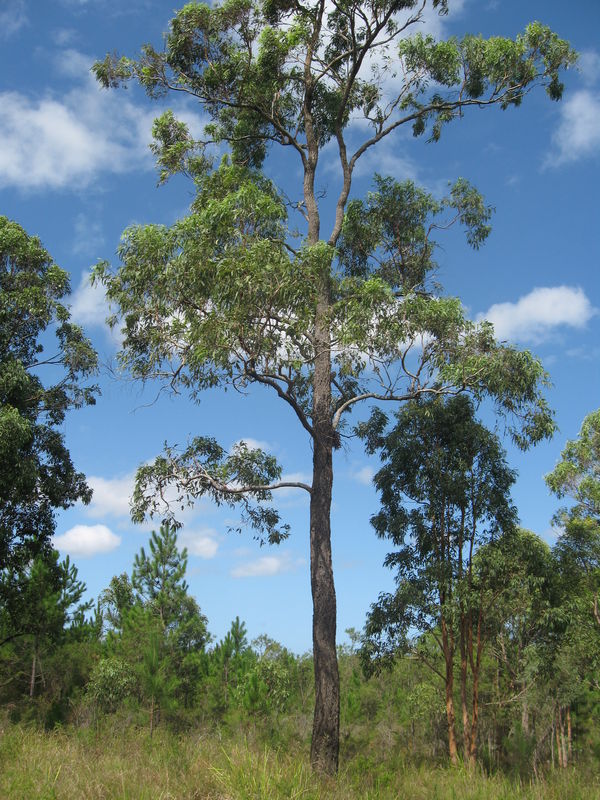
[1, 0, 599, 653]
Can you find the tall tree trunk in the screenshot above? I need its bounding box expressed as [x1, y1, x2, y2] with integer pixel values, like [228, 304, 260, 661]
[309, 304, 339, 774]
[567, 705, 573, 763]
[467, 612, 483, 769]
[445, 662, 459, 765]
[303, 62, 339, 768]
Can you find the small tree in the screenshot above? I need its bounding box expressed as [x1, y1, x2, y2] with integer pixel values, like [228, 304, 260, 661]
[96, 526, 210, 721]
[359, 395, 517, 766]
[132, 522, 190, 630]
[0, 551, 91, 698]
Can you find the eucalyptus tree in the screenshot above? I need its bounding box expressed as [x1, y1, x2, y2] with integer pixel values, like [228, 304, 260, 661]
[359, 395, 518, 765]
[93, 0, 574, 771]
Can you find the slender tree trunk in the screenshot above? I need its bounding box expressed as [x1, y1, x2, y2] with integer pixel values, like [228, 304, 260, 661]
[441, 617, 458, 765]
[467, 613, 483, 769]
[555, 708, 563, 768]
[150, 694, 155, 738]
[559, 707, 567, 767]
[309, 325, 339, 774]
[445, 662, 459, 765]
[468, 666, 480, 768]
[29, 643, 37, 699]
[567, 705, 573, 763]
[460, 619, 470, 762]
[521, 687, 529, 736]
[303, 53, 340, 767]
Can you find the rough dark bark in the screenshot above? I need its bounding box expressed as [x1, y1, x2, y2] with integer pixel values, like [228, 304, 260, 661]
[309, 432, 339, 773]
[308, 282, 339, 773]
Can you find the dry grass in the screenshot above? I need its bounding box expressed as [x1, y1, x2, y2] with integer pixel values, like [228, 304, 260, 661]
[1, 725, 598, 800]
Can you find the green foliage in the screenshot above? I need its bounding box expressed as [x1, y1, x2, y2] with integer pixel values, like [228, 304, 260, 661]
[546, 409, 600, 525]
[87, 657, 136, 713]
[132, 522, 190, 628]
[93, 4, 575, 162]
[0, 217, 97, 580]
[360, 395, 518, 656]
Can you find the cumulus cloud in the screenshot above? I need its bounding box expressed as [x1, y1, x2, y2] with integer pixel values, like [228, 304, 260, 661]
[0, 48, 205, 191]
[0, 87, 152, 190]
[353, 466, 375, 486]
[578, 51, 600, 86]
[179, 528, 219, 559]
[53, 524, 121, 557]
[234, 437, 272, 452]
[0, 0, 27, 39]
[478, 286, 596, 343]
[545, 90, 600, 167]
[69, 269, 119, 344]
[231, 552, 305, 578]
[85, 473, 135, 519]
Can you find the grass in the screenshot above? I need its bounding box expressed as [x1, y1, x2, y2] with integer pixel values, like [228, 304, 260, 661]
[0, 724, 599, 800]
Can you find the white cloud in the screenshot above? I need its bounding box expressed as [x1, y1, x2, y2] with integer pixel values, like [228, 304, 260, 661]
[53, 524, 121, 557]
[85, 473, 135, 519]
[578, 51, 600, 86]
[70, 269, 121, 345]
[546, 90, 600, 167]
[52, 28, 79, 47]
[352, 143, 421, 182]
[82, 469, 214, 530]
[234, 437, 272, 452]
[417, 0, 467, 39]
[179, 528, 219, 559]
[0, 87, 153, 190]
[353, 466, 375, 486]
[0, 48, 154, 191]
[0, 0, 27, 40]
[478, 286, 596, 344]
[231, 552, 305, 578]
[0, 46, 208, 191]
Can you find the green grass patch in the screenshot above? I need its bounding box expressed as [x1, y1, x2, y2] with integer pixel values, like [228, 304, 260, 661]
[0, 725, 598, 800]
